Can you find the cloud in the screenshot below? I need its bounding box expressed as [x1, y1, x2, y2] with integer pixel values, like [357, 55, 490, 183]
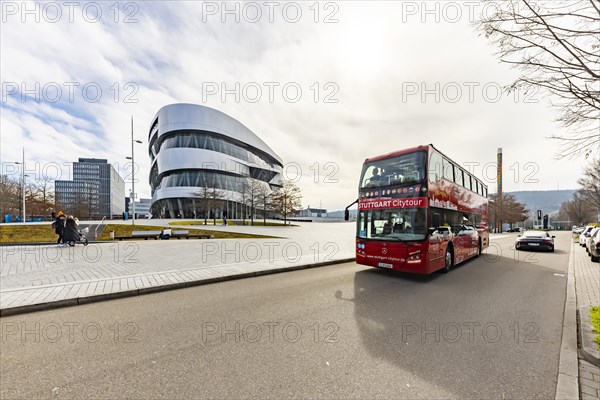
[0, 1, 586, 211]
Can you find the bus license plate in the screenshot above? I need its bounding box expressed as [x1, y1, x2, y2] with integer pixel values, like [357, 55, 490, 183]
[378, 262, 393, 268]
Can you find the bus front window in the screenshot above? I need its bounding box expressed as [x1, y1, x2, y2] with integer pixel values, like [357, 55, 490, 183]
[358, 208, 427, 241]
[360, 151, 426, 189]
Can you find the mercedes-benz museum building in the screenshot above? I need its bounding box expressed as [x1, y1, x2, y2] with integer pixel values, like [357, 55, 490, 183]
[148, 104, 283, 219]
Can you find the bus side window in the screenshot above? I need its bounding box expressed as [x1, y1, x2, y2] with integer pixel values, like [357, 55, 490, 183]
[431, 212, 441, 229]
[443, 158, 454, 181]
[429, 151, 443, 183]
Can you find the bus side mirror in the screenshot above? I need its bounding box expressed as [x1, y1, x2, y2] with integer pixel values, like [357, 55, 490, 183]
[344, 210, 349, 221]
[431, 213, 441, 228]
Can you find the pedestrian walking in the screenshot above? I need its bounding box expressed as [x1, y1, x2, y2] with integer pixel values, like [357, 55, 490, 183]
[222, 210, 227, 226]
[53, 211, 66, 245]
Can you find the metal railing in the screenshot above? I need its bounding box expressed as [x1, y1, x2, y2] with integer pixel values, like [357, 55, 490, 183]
[94, 216, 107, 240]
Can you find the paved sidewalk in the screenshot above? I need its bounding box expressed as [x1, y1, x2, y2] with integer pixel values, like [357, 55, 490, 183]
[0, 222, 355, 315]
[573, 237, 600, 399]
[581, 359, 600, 399]
[574, 241, 600, 307]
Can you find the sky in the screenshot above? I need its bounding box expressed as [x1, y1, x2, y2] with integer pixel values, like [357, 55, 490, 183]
[0, 1, 592, 211]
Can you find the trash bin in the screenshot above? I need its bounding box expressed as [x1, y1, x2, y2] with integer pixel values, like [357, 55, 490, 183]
[109, 230, 115, 240]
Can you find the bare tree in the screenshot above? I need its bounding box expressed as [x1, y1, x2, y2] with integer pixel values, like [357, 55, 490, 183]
[209, 184, 225, 225]
[577, 157, 600, 213]
[239, 178, 251, 225]
[194, 186, 211, 225]
[34, 175, 55, 210]
[194, 178, 226, 225]
[477, 0, 600, 158]
[25, 175, 56, 219]
[489, 193, 529, 226]
[0, 175, 20, 219]
[258, 186, 271, 225]
[243, 180, 263, 226]
[560, 192, 594, 225]
[270, 180, 302, 226]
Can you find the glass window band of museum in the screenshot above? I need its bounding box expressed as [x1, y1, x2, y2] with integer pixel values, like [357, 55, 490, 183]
[151, 170, 273, 197]
[148, 130, 282, 170]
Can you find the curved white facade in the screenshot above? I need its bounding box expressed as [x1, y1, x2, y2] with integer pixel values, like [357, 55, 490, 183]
[149, 104, 283, 218]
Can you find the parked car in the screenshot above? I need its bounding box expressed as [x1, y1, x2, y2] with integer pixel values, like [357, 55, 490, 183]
[506, 227, 522, 233]
[579, 226, 595, 247]
[585, 227, 600, 255]
[589, 229, 600, 262]
[515, 230, 555, 252]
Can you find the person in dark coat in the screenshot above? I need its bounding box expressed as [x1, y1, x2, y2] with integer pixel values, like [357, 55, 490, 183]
[54, 212, 66, 244]
[63, 215, 80, 246]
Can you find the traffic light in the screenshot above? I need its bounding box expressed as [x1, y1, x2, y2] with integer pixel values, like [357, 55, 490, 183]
[543, 214, 549, 229]
[537, 210, 542, 219]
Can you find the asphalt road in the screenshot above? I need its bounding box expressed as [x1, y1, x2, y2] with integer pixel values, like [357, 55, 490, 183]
[0, 232, 572, 399]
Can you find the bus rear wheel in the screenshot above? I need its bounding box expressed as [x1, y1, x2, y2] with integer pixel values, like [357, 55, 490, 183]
[442, 247, 453, 273]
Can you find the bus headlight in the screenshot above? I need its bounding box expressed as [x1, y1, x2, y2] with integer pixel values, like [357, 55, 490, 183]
[407, 253, 422, 264]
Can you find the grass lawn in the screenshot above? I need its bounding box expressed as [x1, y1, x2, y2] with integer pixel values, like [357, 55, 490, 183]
[591, 306, 600, 348]
[170, 220, 297, 227]
[0, 223, 279, 243]
[0, 224, 57, 244]
[98, 224, 278, 240]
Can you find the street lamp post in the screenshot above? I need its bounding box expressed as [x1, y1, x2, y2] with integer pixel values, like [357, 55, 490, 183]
[14, 148, 26, 222]
[126, 116, 143, 225]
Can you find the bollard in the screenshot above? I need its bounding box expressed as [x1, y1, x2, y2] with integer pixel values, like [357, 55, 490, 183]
[109, 230, 115, 240]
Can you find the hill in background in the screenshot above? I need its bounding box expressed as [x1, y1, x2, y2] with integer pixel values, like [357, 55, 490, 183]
[509, 190, 575, 215]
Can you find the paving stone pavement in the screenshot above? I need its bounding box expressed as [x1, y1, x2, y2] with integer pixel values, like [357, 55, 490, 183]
[580, 359, 600, 400]
[0, 222, 355, 311]
[573, 236, 600, 399]
[574, 240, 600, 307]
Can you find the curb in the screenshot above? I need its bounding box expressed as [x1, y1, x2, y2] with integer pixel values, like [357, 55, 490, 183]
[555, 239, 579, 400]
[578, 306, 600, 367]
[0, 258, 356, 317]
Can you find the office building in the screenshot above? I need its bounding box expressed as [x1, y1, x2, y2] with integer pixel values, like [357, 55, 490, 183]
[55, 158, 125, 218]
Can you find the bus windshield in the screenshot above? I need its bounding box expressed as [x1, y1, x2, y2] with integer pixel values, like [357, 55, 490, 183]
[358, 208, 427, 241]
[360, 151, 426, 189]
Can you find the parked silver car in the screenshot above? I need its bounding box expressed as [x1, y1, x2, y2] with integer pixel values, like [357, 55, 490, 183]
[579, 226, 595, 246]
[589, 229, 600, 263]
[585, 227, 600, 255]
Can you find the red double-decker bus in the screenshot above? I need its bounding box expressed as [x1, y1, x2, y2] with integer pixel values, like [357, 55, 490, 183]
[345, 144, 489, 274]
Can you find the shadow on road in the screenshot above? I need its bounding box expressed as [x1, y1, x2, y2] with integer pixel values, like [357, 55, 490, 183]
[341, 238, 572, 399]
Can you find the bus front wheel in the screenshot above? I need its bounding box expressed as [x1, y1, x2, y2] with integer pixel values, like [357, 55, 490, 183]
[442, 247, 453, 273]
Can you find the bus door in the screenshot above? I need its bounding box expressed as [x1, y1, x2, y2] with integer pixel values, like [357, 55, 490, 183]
[454, 225, 477, 262]
[428, 230, 443, 269]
